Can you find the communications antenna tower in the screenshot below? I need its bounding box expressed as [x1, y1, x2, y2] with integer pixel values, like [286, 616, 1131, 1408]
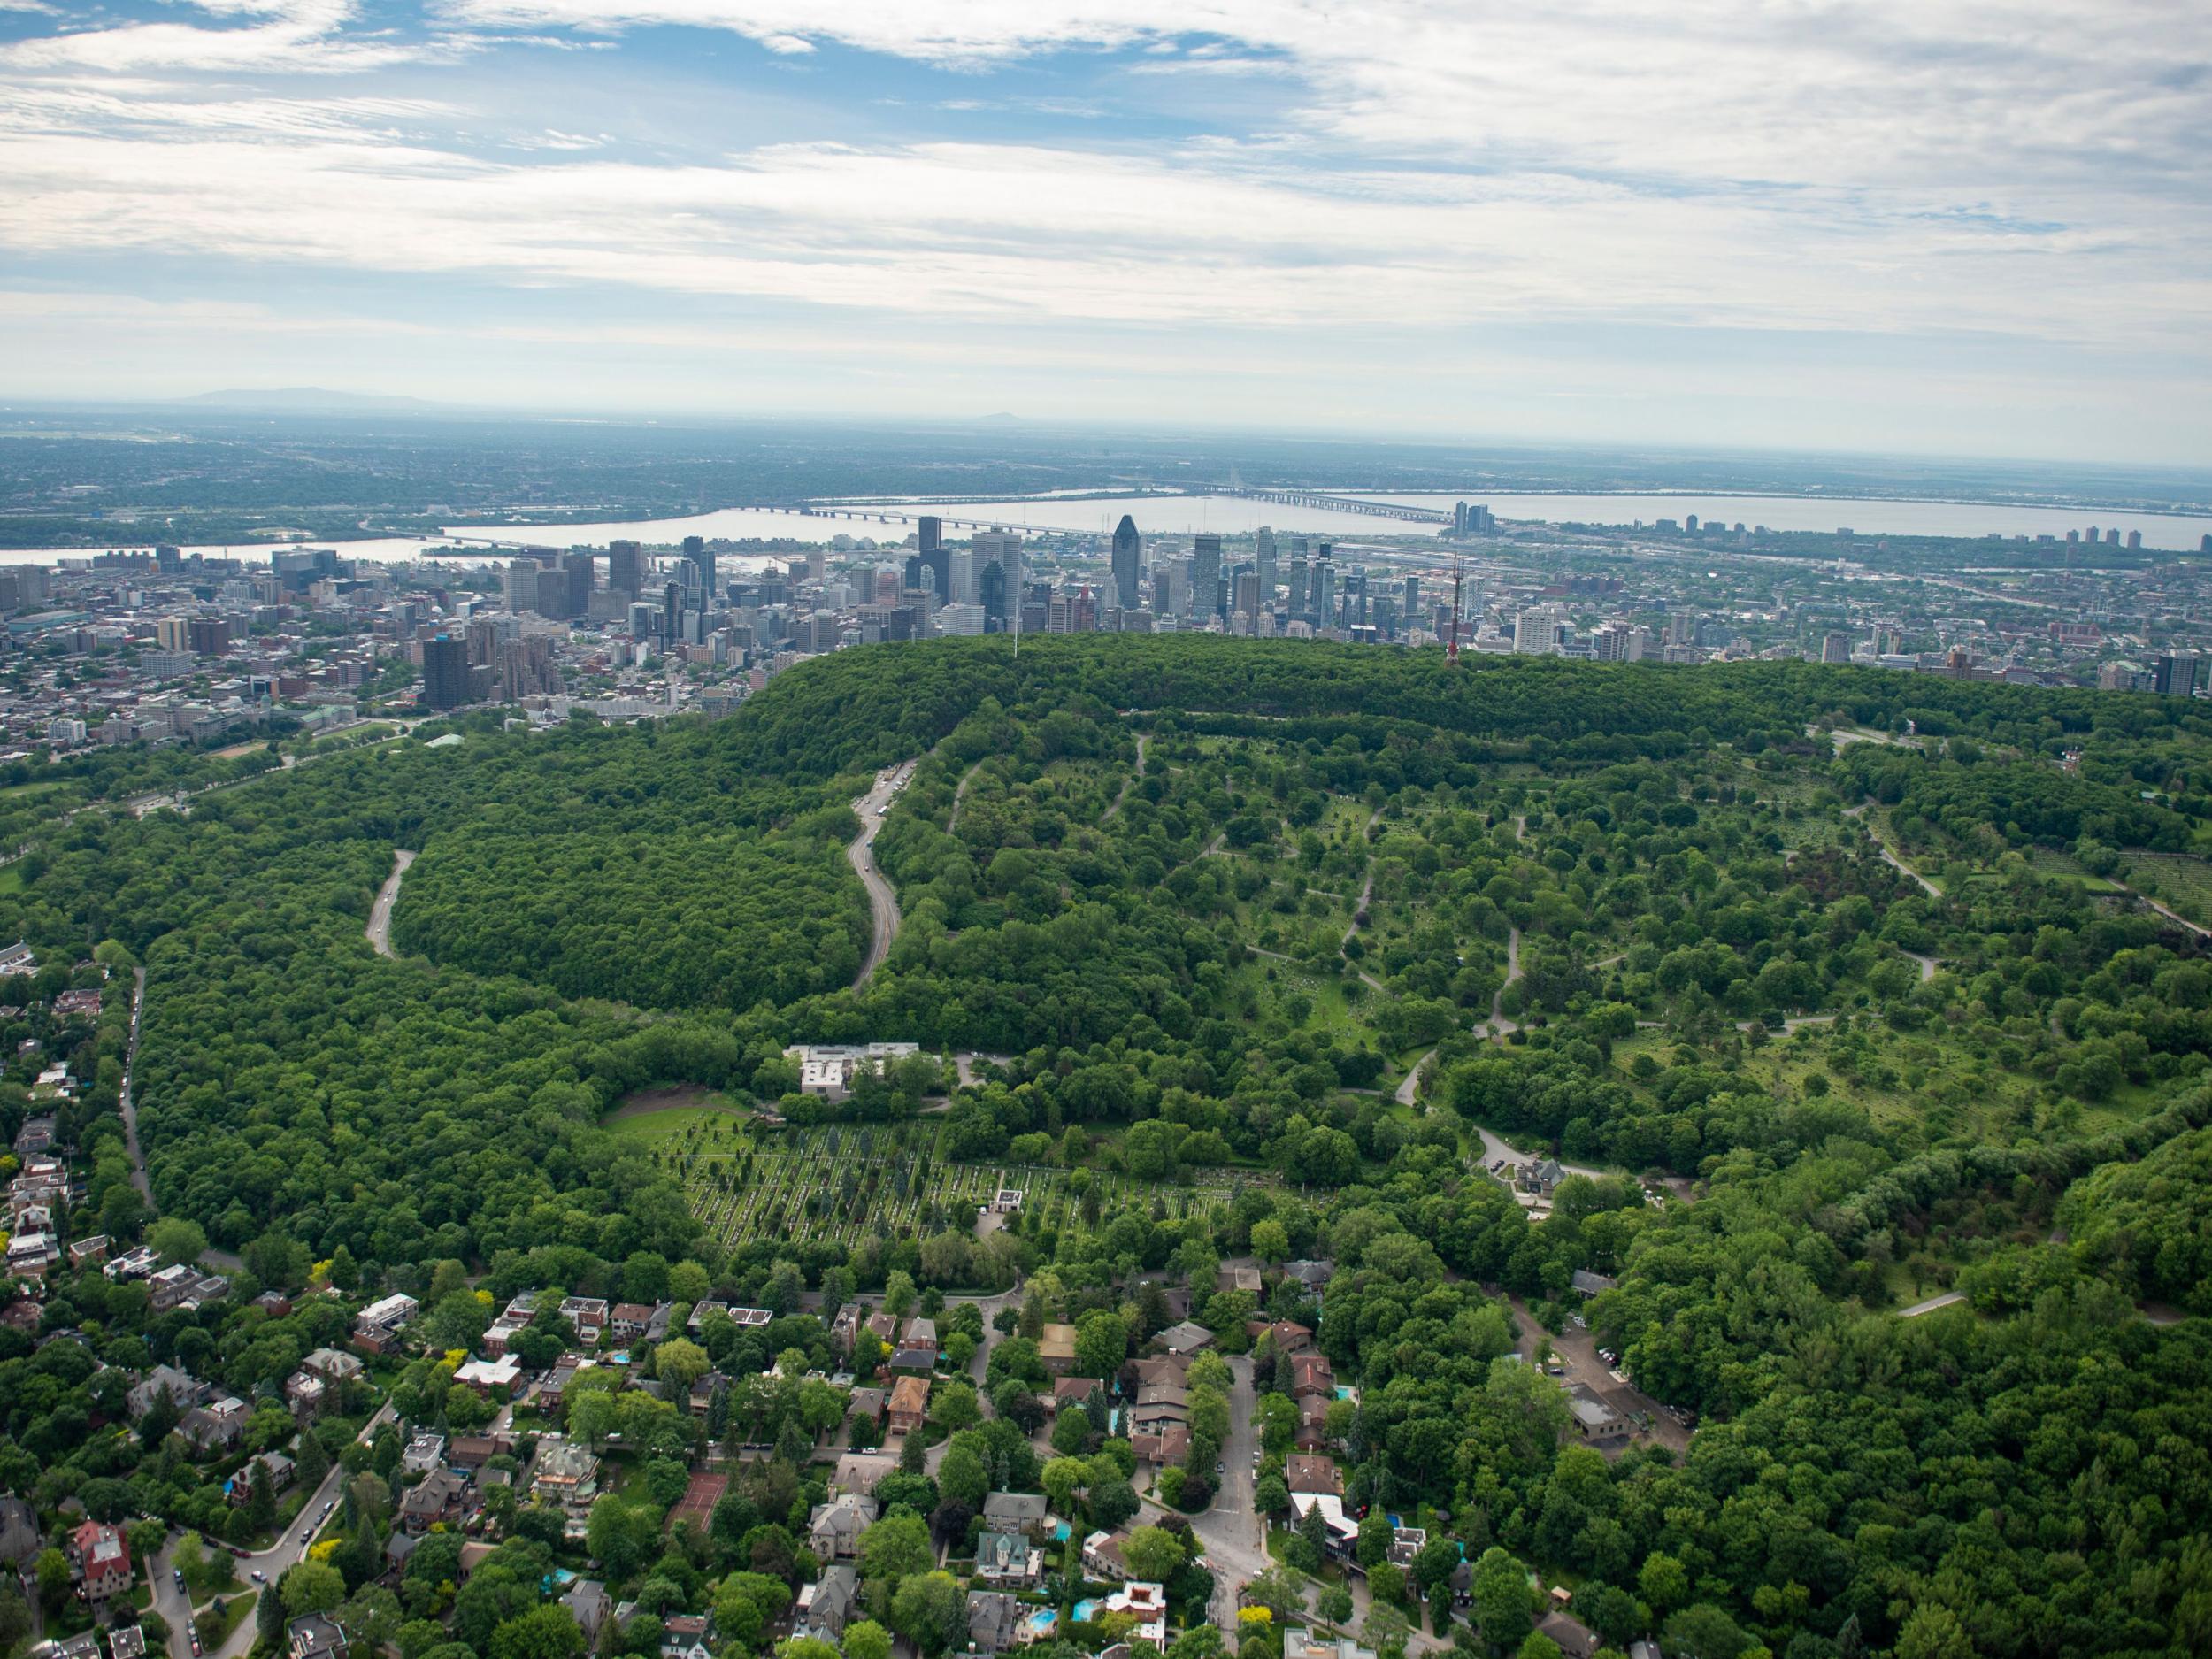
[1448, 554, 1463, 664]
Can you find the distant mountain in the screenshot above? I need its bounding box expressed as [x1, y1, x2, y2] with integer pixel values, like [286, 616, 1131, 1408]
[179, 388, 444, 411]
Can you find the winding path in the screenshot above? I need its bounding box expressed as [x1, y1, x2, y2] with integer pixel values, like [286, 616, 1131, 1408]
[1879, 844, 1941, 898]
[849, 762, 915, 987]
[1103, 733, 1148, 819]
[947, 759, 987, 832]
[365, 848, 416, 959]
[1474, 926, 1524, 1040]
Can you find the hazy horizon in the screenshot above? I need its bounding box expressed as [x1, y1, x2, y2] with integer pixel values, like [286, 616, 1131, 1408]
[3, 3, 2208, 467]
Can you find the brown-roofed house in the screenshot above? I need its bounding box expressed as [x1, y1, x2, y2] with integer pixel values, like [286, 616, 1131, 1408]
[887, 1374, 930, 1435]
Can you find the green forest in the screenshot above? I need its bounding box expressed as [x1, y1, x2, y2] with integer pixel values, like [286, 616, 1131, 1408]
[3, 635, 2210, 1659]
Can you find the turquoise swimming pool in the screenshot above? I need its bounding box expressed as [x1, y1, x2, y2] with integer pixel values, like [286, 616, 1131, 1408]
[1023, 1610, 1058, 1639]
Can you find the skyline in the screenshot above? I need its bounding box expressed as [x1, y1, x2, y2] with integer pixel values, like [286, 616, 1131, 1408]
[2, 3, 2209, 465]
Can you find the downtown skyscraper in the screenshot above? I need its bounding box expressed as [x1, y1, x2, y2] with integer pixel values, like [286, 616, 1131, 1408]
[1110, 515, 1141, 611]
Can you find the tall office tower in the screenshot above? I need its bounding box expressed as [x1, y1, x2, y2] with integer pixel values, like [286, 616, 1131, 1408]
[918, 517, 949, 601]
[627, 601, 657, 641]
[1454, 501, 1469, 534]
[1819, 633, 1852, 664]
[2154, 654, 2200, 697]
[1311, 557, 1334, 625]
[1153, 559, 1186, 618]
[495, 634, 561, 699]
[1233, 564, 1258, 626]
[1255, 527, 1277, 612]
[1471, 504, 1495, 533]
[1191, 534, 1223, 621]
[949, 546, 976, 607]
[1287, 549, 1309, 619]
[664, 580, 682, 641]
[2126, 530, 2142, 549]
[806, 548, 826, 583]
[608, 540, 644, 597]
[561, 551, 595, 618]
[156, 616, 192, 653]
[504, 559, 539, 615]
[1371, 594, 1397, 640]
[682, 535, 717, 597]
[979, 560, 1010, 633]
[1111, 515, 1142, 611]
[1403, 575, 1420, 622]
[420, 634, 470, 711]
[972, 532, 1024, 627]
[1341, 567, 1368, 626]
[155, 544, 181, 573]
[1666, 610, 1694, 648]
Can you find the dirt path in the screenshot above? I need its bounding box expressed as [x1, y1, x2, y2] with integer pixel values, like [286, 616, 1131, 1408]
[849, 761, 915, 987]
[1897, 1289, 1967, 1318]
[1905, 950, 1939, 983]
[1474, 926, 1523, 1040]
[947, 759, 986, 832]
[1104, 733, 1148, 820]
[366, 848, 416, 958]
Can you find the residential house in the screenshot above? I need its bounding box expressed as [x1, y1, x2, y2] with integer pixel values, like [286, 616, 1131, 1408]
[1533, 1611, 1600, 1659]
[303, 1348, 365, 1386]
[1080, 1530, 1130, 1579]
[845, 1387, 886, 1432]
[1287, 1352, 1335, 1400]
[1285, 1493, 1358, 1560]
[965, 1591, 1024, 1655]
[1051, 1378, 1098, 1413]
[887, 1343, 937, 1375]
[980, 1492, 1050, 1540]
[401, 1434, 448, 1478]
[559, 1297, 610, 1346]
[807, 1493, 878, 1562]
[1387, 1526, 1426, 1569]
[1283, 1455, 1340, 1496]
[179, 1396, 250, 1455]
[449, 1434, 511, 1471]
[454, 1356, 522, 1394]
[1569, 1271, 1617, 1298]
[973, 1530, 1041, 1588]
[285, 1371, 328, 1419]
[1155, 1322, 1215, 1357]
[562, 1580, 611, 1649]
[67, 1520, 132, 1603]
[126, 1364, 204, 1420]
[1284, 1636, 1375, 1659]
[148, 1263, 229, 1314]
[527, 1434, 601, 1516]
[659, 1614, 713, 1659]
[52, 1635, 103, 1659]
[288, 1614, 349, 1659]
[1217, 1265, 1263, 1296]
[608, 1302, 657, 1343]
[1295, 1394, 1332, 1452]
[227, 1452, 296, 1506]
[1129, 1424, 1190, 1467]
[1038, 1324, 1079, 1375]
[1280, 1260, 1335, 1294]
[104, 1244, 159, 1281]
[828, 1302, 864, 1356]
[1131, 1356, 1188, 1390]
[354, 1294, 418, 1353]
[380, 1532, 419, 1588]
[1128, 1384, 1188, 1441]
[1252, 1320, 1313, 1355]
[108, 1624, 148, 1659]
[900, 1316, 937, 1351]
[252, 1289, 295, 1319]
[861, 1310, 898, 1351]
[1097, 1583, 1166, 1647]
[887, 1374, 930, 1435]
[793, 1565, 857, 1645]
[399, 1469, 471, 1533]
[67, 1235, 109, 1271]
[832, 1452, 896, 1494]
[0, 1496, 42, 1572]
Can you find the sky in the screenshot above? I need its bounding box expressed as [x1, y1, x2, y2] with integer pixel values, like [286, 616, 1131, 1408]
[1, 1, 2208, 465]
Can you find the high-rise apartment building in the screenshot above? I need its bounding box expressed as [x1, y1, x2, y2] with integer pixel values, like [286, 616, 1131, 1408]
[1110, 516, 1142, 612]
[1515, 604, 1567, 655]
[2154, 654, 2201, 698]
[1255, 527, 1277, 614]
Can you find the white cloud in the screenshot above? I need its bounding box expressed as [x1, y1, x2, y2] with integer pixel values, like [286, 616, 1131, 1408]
[3, 0, 426, 73]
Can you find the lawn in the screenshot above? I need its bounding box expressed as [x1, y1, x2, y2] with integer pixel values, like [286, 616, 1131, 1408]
[196, 1590, 257, 1649]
